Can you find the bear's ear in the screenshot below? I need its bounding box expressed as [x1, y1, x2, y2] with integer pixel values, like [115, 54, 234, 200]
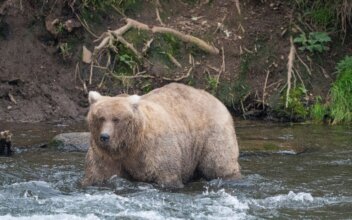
[129, 94, 140, 111]
[88, 91, 102, 105]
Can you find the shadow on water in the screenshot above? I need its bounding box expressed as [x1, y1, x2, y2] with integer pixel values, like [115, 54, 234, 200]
[0, 120, 351, 219]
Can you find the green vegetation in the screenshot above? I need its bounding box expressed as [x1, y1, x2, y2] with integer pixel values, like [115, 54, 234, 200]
[140, 80, 153, 93]
[263, 143, 280, 151]
[206, 75, 218, 95]
[294, 32, 331, 52]
[80, 0, 139, 13]
[216, 79, 251, 114]
[149, 33, 183, 69]
[77, 0, 142, 23]
[310, 97, 327, 122]
[58, 43, 72, 60]
[281, 86, 309, 121]
[114, 43, 140, 75]
[55, 22, 66, 34]
[308, 56, 352, 124]
[294, 0, 352, 34]
[330, 56, 352, 124]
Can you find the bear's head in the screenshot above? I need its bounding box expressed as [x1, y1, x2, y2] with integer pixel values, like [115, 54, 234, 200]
[87, 91, 144, 154]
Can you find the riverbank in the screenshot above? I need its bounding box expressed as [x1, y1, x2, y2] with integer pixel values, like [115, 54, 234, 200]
[0, 0, 351, 123]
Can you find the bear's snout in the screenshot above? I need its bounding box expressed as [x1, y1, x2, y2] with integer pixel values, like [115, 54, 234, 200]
[100, 133, 110, 143]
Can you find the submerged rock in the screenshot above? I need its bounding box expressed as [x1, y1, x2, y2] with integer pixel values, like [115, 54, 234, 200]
[50, 132, 90, 152]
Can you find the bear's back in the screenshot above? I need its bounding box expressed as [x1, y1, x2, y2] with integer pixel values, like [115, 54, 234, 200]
[142, 83, 232, 126]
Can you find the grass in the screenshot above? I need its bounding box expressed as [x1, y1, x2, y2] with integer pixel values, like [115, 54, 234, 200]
[308, 56, 352, 124]
[330, 56, 352, 124]
[294, 0, 352, 35]
[310, 97, 328, 122]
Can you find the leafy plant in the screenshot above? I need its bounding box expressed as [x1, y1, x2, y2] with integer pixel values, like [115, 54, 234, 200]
[330, 56, 352, 124]
[58, 43, 71, 59]
[119, 54, 137, 70]
[294, 32, 331, 52]
[55, 22, 66, 34]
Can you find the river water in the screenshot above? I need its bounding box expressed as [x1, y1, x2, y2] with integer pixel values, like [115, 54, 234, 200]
[0, 121, 351, 219]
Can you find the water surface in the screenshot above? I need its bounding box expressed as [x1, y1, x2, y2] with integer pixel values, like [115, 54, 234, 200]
[0, 121, 351, 219]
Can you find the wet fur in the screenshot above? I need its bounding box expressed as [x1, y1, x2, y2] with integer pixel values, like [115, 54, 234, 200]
[82, 83, 241, 188]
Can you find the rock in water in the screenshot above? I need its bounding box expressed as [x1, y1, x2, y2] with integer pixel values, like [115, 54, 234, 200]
[50, 132, 90, 152]
[0, 130, 13, 156]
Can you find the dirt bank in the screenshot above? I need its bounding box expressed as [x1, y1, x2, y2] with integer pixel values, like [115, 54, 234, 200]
[0, 0, 350, 122]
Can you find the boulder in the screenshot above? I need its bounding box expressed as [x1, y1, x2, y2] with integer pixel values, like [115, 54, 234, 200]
[50, 132, 90, 152]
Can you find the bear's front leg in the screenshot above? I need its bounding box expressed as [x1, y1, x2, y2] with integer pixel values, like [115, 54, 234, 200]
[81, 147, 123, 186]
[155, 172, 184, 188]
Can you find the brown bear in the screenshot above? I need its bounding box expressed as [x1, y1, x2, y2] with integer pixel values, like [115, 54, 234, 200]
[82, 83, 240, 188]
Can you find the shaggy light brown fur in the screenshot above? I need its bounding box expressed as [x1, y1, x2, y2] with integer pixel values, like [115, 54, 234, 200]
[82, 83, 240, 188]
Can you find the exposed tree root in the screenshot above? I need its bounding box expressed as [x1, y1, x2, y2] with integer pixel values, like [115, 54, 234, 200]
[262, 69, 270, 109]
[296, 53, 312, 76]
[285, 37, 296, 108]
[162, 67, 193, 82]
[94, 18, 219, 54]
[84, 18, 219, 85]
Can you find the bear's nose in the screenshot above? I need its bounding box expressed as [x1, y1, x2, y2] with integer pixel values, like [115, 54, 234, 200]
[100, 133, 110, 143]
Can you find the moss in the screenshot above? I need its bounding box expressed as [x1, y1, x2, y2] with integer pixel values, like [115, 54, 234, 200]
[263, 143, 280, 151]
[162, 33, 182, 55]
[147, 33, 185, 71]
[48, 139, 62, 149]
[124, 29, 151, 50]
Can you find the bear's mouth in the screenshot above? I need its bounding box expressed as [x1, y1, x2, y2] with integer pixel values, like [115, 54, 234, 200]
[99, 140, 128, 153]
[120, 141, 128, 150]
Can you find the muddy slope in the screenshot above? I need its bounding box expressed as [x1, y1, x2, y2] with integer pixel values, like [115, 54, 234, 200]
[0, 0, 86, 122]
[0, 0, 350, 122]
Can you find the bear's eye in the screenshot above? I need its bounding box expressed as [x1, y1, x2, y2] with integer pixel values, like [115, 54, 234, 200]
[113, 118, 120, 123]
[98, 117, 105, 122]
